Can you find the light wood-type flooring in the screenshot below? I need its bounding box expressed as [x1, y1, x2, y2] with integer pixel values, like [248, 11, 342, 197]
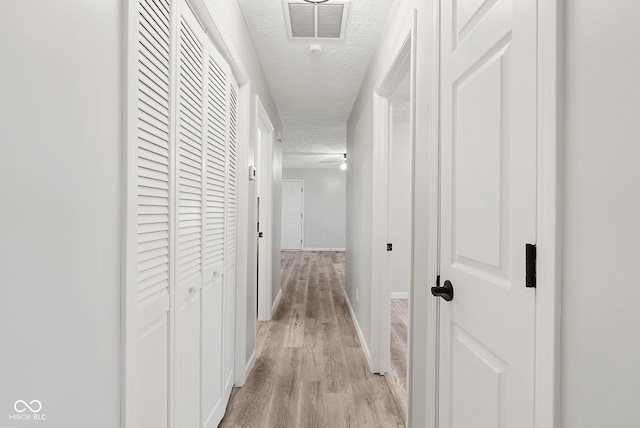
[219, 251, 405, 428]
[387, 299, 408, 421]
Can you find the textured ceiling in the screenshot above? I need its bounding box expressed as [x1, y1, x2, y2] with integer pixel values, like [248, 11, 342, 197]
[236, 0, 393, 168]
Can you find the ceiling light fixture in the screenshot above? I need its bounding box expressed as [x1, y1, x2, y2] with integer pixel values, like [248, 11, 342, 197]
[302, 0, 330, 3]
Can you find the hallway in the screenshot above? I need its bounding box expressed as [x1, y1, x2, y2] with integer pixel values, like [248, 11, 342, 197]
[220, 251, 404, 427]
[3, 1, 640, 427]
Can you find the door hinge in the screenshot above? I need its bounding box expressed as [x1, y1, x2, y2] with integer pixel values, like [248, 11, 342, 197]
[526, 243, 537, 288]
[387, 243, 393, 251]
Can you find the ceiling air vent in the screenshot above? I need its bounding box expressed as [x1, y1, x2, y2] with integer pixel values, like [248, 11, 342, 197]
[284, 1, 350, 40]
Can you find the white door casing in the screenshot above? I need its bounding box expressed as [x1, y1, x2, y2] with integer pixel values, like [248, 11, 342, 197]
[281, 180, 304, 250]
[256, 97, 275, 321]
[438, 0, 537, 427]
[371, 12, 416, 377]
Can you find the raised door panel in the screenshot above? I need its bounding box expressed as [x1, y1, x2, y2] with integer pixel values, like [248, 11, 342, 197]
[439, 0, 537, 427]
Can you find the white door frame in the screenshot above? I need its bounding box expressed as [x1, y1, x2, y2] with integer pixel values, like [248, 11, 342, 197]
[533, 1, 563, 426]
[282, 179, 305, 250]
[372, 10, 434, 427]
[371, 8, 417, 380]
[256, 96, 275, 321]
[424, 1, 563, 428]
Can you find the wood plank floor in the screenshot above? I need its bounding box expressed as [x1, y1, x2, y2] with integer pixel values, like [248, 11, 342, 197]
[386, 299, 408, 423]
[219, 251, 405, 428]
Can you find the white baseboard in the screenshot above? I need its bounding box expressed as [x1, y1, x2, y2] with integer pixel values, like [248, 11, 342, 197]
[243, 350, 256, 381]
[391, 292, 409, 299]
[271, 288, 282, 317]
[303, 247, 346, 251]
[343, 289, 373, 372]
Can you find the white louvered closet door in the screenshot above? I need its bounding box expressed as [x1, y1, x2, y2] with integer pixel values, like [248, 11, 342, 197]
[200, 36, 229, 428]
[223, 75, 239, 396]
[134, 0, 172, 427]
[175, 1, 205, 427]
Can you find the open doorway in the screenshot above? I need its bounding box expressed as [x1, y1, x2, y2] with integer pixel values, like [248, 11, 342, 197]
[386, 71, 411, 417]
[256, 97, 275, 321]
[369, 14, 416, 425]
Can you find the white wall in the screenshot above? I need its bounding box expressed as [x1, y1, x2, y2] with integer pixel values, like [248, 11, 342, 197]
[347, 2, 438, 427]
[389, 120, 411, 296]
[283, 168, 347, 249]
[203, 0, 283, 375]
[272, 141, 283, 310]
[562, 2, 640, 426]
[0, 1, 122, 427]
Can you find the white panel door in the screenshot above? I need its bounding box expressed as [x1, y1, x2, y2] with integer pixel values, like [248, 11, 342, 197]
[200, 34, 229, 428]
[281, 180, 303, 250]
[175, 2, 205, 427]
[224, 77, 239, 397]
[134, 0, 172, 426]
[438, 0, 537, 427]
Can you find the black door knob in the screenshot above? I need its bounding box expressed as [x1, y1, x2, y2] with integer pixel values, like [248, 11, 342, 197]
[431, 280, 454, 301]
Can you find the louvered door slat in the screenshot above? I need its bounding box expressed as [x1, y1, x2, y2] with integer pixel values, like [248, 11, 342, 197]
[177, 11, 204, 285]
[136, 0, 171, 305]
[226, 83, 238, 259]
[133, 2, 172, 424]
[203, 51, 228, 272]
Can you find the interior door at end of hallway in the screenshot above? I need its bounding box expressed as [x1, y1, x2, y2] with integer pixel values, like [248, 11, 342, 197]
[438, 0, 538, 427]
[281, 180, 303, 250]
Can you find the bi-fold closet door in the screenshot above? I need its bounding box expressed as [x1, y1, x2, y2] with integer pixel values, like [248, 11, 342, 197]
[131, 0, 238, 427]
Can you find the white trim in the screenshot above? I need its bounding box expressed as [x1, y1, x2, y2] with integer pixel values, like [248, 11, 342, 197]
[271, 288, 283, 317]
[169, 3, 180, 427]
[302, 247, 345, 252]
[391, 292, 409, 300]
[420, 3, 440, 428]
[244, 350, 256, 380]
[343, 289, 372, 371]
[282, 179, 305, 250]
[122, 2, 138, 426]
[257, 95, 275, 322]
[371, 11, 415, 379]
[233, 81, 252, 386]
[535, 1, 563, 427]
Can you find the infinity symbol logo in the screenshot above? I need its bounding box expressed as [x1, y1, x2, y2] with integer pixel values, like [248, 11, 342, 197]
[14, 400, 42, 413]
